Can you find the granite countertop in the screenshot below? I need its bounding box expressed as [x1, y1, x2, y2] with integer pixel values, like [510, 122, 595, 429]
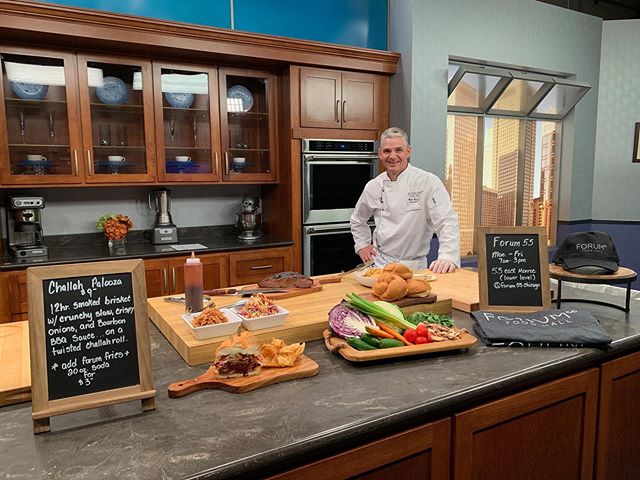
[0, 225, 293, 271]
[1, 287, 640, 479]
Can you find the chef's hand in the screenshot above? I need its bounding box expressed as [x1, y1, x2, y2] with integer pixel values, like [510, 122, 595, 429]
[429, 259, 457, 273]
[357, 245, 376, 263]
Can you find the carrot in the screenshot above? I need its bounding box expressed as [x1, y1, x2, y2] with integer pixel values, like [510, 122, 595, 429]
[376, 322, 413, 346]
[365, 325, 394, 339]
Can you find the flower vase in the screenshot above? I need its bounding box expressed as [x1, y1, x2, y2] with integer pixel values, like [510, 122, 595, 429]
[108, 237, 127, 255]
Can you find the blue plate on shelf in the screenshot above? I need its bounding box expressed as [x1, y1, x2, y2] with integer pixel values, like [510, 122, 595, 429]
[96, 76, 130, 105]
[227, 85, 254, 112]
[10, 82, 49, 100]
[164, 92, 194, 108]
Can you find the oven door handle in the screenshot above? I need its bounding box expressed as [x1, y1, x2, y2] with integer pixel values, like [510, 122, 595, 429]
[304, 154, 378, 161]
[304, 160, 377, 166]
[306, 225, 353, 234]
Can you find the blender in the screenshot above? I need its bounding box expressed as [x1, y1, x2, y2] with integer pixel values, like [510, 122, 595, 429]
[148, 188, 179, 244]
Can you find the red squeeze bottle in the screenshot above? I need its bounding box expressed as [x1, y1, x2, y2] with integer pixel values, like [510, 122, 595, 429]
[184, 252, 203, 313]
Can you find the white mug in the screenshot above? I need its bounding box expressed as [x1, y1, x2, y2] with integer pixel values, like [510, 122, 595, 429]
[175, 156, 191, 162]
[108, 155, 126, 162]
[27, 154, 47, 161]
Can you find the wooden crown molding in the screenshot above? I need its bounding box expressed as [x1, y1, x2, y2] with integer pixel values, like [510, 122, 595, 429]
[0, 0, 400, 74]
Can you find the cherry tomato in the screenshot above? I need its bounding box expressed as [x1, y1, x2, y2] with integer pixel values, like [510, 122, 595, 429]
[415, 336, 429, 344]
[403, 328, 417, 344]
[415, 323, 429, 338]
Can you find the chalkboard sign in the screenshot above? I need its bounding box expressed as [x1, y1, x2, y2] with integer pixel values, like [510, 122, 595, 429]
[476, 227, 551, 312]
[27, 259, 155, 433]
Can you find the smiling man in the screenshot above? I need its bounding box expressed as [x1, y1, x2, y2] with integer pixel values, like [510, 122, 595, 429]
[350, 127, 461, 273]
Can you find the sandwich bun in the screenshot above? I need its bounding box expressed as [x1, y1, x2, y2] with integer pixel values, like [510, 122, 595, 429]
[406, 278, 432, 297]
[382, 263, 413, 280]
[372, 273, 409, 301]
[215, 331, 259, 357]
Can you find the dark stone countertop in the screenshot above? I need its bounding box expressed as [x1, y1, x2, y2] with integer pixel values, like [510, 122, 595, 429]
[1, 287, 640, 479]
[0, 225, 293, 271]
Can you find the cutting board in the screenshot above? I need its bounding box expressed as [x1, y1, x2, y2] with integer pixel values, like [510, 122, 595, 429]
[0, 321, 31, 406]
[242, 279, 323, 300]
[362, 292, 438, 306]
[168, 355, 319, 397]
[428, 269, 480, 312]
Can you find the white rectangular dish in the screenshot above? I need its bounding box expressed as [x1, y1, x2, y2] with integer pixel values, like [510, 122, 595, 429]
[181, 308, 242, 340]
[228, 306, 290, 331]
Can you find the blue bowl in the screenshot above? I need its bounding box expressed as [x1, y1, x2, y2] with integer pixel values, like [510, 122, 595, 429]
[96, 76, 130, 105]
[11, 82, 49, 100]
[164, 92, 195, 108]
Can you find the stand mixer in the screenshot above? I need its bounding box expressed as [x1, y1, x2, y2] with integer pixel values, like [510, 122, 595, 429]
[236, 196, 263, 240]
[148, 188, 179, 244]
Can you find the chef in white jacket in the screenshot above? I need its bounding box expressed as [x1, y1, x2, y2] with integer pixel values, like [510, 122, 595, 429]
[350, 127, 460, 273]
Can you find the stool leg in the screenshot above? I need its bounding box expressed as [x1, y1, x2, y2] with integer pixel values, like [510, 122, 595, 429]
[626, 281, 631, 312]
[557, 280, 562, 309]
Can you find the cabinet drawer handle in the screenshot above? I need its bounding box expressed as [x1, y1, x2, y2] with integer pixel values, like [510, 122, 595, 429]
[214, 152, 219, 176]
[171, 267, 177, 292]
[163, 268, 168, 293]
[224, 152, 229, 175]
[336, 100, 340, 122]
[86, 150, 92, 175]
[250, 264, 273, 270]
[342, 101, 347, 123]
[73, 150, 79, 176]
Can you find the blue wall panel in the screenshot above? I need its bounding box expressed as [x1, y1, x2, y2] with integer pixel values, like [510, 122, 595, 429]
[234, 0, 387, 50]
[38, 0, 231, 28]
[35, 0, 388, 50]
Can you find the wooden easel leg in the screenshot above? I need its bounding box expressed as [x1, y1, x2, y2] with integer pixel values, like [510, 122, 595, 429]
[33, 417, 50, 434]
[141, 397, 156, 412]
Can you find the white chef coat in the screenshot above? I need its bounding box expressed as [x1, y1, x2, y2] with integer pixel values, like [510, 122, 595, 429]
[350, 164, 461, 270]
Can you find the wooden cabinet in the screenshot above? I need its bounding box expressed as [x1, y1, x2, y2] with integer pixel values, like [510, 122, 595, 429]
[229, 246, 292, 285]
[454, 369, 598, 480]
[0, 47, 157, 185]
[268, 419, 451, 480]
[219, 67, 278, 183]
[299, 67, 384, 131]
[153, 62, 222, 182]
[595, 352, 640, 480]
[0, 270, 27, 323]
[144, 253, 228, 298]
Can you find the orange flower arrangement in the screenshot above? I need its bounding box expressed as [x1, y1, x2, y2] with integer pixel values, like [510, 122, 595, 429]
[97, 213, 133, 240]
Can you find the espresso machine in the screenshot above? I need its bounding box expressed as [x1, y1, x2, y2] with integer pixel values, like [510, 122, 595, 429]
[5, 196, 48, 258]
[148, 188, 179, 244]
[236, 196, 263, 240]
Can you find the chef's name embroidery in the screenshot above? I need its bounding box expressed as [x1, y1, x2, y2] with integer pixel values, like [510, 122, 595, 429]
[407, 190, 422, 205]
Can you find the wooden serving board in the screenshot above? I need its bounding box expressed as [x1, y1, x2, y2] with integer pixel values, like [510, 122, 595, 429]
[362, 292, 438, 306]
[245, 279, 323, 299]
[323, 329, 477, 362]
[0, 321, 31, 406]
[428, 269, 480, 312]
[168, 355, 319, 397]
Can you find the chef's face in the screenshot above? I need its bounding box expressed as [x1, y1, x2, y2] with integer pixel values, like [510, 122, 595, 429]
[379, 136, 411, 180]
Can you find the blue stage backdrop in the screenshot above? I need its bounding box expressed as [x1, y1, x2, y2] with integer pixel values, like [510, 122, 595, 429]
[35, 0, 388, 50]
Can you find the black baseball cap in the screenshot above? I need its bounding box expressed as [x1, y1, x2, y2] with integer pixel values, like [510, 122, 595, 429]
[553, 231, 619, 274]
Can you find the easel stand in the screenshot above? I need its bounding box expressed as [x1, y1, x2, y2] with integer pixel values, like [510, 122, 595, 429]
[549, 264, 637, 312]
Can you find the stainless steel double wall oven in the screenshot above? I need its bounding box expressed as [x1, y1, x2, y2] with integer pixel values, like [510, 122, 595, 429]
[302, 139, 378, 275]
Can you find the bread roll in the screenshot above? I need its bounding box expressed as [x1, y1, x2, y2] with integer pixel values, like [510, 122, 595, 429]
[372, 273, 408, 301]
[406, 278, 431, 297]
[382, 263, 413, 280]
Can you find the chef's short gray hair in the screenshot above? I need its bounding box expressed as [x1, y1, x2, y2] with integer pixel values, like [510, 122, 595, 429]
[381, 127, 409, 147]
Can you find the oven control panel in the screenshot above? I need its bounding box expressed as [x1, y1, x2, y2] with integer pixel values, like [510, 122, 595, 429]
[303, 139, 378, 153]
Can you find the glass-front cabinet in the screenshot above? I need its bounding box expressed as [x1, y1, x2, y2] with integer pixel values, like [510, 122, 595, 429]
[77, 55, 156, 183]
[0, 46, 83, 184]
[219, 67, 277, 182]
[153, 63, 221, 182]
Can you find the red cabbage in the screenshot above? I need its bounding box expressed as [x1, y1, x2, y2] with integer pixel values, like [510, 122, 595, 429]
[328, 301, 376, 339]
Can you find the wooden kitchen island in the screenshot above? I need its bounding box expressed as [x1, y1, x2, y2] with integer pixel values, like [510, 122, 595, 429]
[1, 284, 639, 479]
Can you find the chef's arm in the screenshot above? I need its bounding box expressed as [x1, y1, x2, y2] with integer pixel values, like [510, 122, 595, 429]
[428, 184, 461, 268]
[350, 191, 375, 254]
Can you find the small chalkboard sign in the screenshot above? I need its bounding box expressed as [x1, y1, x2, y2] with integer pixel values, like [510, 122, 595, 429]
[27, 259, 155, 433]
[476, 226, 551, 312]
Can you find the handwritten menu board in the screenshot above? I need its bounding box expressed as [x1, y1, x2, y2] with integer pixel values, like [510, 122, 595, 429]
[27, 260, 155, 434]
[43, 273, 139, 400]
[476, 227, 551, 312]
